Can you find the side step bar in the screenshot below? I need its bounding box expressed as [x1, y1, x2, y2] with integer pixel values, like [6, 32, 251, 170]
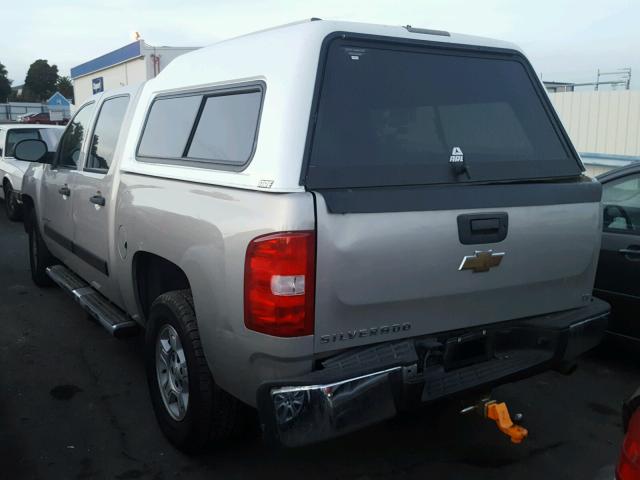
[46, 265, 139, 338]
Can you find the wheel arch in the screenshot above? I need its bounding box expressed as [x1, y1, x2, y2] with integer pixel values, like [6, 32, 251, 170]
[132, 251, 192, 323]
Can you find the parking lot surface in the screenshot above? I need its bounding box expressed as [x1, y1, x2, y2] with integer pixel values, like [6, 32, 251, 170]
[0, 211, 637, 480]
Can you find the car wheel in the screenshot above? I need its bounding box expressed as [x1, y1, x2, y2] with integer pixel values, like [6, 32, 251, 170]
[27, 209, 55, 287]
[3, 183, 22, 221]
[145, 290, 248, 453]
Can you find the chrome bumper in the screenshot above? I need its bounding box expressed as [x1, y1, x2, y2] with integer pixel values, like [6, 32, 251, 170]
[259, 299, 609, 447]
[266, 367, 402, 448]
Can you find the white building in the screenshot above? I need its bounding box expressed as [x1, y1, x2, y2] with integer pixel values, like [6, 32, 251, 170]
[548, 90, 640, 176]
[70, 40, 199, 104]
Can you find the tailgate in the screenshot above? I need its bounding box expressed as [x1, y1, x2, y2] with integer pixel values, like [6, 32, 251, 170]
[303, 35, 601, 353]
[313, 186, 602, 352]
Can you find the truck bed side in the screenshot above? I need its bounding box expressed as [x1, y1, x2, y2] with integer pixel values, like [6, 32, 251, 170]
[114, 173, 316, 406]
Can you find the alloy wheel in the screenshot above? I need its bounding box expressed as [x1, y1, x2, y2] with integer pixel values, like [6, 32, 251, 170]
[156, 324, 190, 421]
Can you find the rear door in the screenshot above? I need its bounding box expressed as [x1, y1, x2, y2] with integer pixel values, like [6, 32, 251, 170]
[595, 171, 640, 337]
[41, 102, 96, 263]
[306, 37, 601, 352]
[71, 94, 131, 302]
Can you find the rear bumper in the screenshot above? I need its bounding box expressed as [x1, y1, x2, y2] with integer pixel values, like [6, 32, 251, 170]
[257, 298, 609, 447]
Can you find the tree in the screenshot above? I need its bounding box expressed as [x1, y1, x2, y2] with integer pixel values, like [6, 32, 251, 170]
[14, 86, 37, 102]
[56, 76, 74, 103]
[24, 59, 59, 101]
[0, 62, 12, 103]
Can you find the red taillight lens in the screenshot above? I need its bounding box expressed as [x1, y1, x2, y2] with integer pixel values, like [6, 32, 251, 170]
[244, 231, 315, 337]
[618, 411, 640, 480]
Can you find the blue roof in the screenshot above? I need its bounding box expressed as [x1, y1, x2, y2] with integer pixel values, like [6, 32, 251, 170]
[47, 92, 71, 107]
[71, 41, 142, 79]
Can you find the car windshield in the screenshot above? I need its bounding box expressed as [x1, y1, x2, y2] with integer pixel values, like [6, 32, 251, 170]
[305, 40, 582, 189]
[5, 128, 62, 157]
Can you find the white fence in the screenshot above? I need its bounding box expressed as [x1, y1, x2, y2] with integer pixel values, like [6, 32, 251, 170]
[0, 102, 47, 122]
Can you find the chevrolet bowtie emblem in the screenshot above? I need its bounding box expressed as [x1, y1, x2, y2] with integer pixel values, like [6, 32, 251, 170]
[459, 250, 505, 273]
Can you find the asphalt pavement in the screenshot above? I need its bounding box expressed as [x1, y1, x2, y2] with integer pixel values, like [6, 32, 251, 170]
[0, 208, 638, 480]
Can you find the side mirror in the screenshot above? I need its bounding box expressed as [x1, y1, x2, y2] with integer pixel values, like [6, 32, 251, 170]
[14, 139, 49, 163]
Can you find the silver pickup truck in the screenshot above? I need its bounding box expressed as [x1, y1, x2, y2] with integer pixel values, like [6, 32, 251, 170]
[17, 20, 609, 452]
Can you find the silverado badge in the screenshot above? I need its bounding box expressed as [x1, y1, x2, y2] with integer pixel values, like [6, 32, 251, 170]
[459, 250, 504, 273]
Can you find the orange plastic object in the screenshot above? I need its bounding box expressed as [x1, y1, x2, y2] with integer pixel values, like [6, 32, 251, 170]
[485, 401, 528, 444]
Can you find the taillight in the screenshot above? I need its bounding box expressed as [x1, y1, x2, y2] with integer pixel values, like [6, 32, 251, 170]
[618, 410, 640, 480]
[244, 231, 315, 337]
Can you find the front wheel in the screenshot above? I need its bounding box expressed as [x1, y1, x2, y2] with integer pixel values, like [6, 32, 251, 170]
[4, 183, 22, 221]
[145, 290, 247, 453]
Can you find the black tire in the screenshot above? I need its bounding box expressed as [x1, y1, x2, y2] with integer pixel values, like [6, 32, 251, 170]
[4, 183, 22, 222]
[145, 290, 248, 453]
[27, 209, 54, 287]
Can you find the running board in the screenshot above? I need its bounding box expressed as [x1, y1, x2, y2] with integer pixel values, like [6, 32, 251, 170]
[46, 265, 139, 338]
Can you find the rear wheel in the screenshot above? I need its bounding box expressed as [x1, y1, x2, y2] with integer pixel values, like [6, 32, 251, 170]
[27, 209, 54, 286]
[145, 290, 248, 453]
[4, 183, 22, 221]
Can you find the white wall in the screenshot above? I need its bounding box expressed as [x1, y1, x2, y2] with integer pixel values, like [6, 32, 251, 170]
[141, 45, 199, 79]
[73, 57, 147, 105]
[583, 164, 614, 177]
[549, 90, 640, 157]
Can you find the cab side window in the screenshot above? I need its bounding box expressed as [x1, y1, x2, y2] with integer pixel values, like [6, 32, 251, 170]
[86, 96, 130, 172]
[56, 103, 95, 169]
[602, 174, 640, 233]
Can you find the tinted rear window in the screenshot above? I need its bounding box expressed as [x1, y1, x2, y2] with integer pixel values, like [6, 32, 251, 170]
[137, 87, 263, 167]
[187, 92, 262, 163]
[87, 95, 130, 171]
[138, 95, 201, 159]
[305, 40, 581, 188]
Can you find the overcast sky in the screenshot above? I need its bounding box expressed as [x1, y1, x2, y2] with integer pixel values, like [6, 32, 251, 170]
[1, 0, 639, 89]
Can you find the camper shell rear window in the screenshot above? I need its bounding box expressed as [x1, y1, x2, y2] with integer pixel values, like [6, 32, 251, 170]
[303, 36, 582, 189]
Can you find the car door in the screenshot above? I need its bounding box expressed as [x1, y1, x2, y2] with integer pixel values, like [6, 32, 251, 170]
[595, 170, 640, 338]
[41, 101, 96, 263]
[71, 94, 131, 303]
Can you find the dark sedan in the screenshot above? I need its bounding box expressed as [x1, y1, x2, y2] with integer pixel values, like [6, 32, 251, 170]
[595, 163, 640, 343]
[20, 112, 67, 125]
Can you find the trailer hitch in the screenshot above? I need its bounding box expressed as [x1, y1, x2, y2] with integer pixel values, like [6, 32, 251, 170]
[461, 398, 528, 444]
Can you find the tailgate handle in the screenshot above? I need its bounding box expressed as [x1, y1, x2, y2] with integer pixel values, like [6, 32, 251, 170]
[458, 213, 508, 245]
[471, 218, 500, 233]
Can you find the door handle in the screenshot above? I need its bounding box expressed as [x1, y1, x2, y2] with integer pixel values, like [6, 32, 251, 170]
[619, 248, 640, 257]
[90, 194, 106, 207]
[58, 185, 70, 196]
